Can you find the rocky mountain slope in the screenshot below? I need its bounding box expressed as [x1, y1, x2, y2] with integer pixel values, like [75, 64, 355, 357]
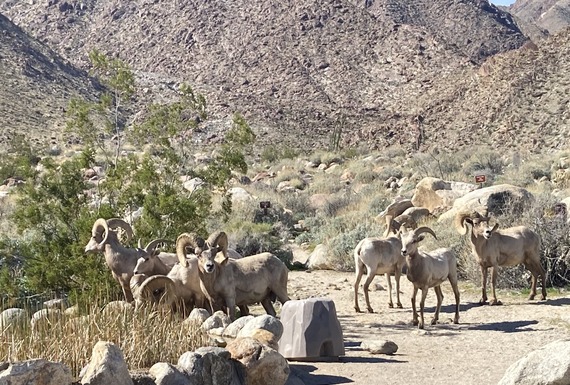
[510, 0, 570, 35]
[0, 0, 567, 154]
[0, 12, 98, 150]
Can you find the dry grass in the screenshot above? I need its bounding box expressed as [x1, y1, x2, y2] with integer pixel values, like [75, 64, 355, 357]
[0, 301, 208, 377]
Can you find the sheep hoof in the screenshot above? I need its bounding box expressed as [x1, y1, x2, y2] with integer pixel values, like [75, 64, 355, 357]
[489, 300, 502, 306]
[412, 319, 419, 326]
[388, 303, 394, 308]
[430, 318, 438, 325]
[367, 308, 375, 313]
[541, 295, 547, 301]
[355, 308, 362, 313]
[418, 324, 424, 330]
[453, 317, 459, 324]
[478, 299, 488, 305]
[396, 303, 403, 309]
[528, 294, 536, 300]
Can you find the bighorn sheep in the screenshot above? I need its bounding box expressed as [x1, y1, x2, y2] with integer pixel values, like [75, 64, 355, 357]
[400, 227, 460, 329]
[376, 199, 414, 237]
[84, 218, 171, 303]
[133, 241, 242, 276]
[179, 231, 289, 320]
[353, 217, 419, 312]
[455, 211, 546, 305]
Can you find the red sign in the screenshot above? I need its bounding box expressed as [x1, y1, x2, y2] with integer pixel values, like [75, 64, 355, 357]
[475, 175, 486, 183]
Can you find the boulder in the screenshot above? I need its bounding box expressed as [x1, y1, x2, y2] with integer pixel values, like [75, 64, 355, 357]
[202, 310, 231, 333]
[411, 177, 478, 213]
[149, 362, 191, 385]
[80, 341, 133, 385]
[227, 337, 290, 385]
[223, 315, 255, 339]
[305, 244, 333, 270]
[438, 184, 535, 223]
[0, 359, 73, 385]
[360, 340, 398, 355]
[0, 308, 27, 330]
[228, 187, 254, 204]
[278, 298, 344, 360]
[498, 339, 570, 385]
[237, 315, 283, 341]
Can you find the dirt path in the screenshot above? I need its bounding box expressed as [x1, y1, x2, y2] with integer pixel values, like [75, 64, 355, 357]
[283, 270, 570, 385]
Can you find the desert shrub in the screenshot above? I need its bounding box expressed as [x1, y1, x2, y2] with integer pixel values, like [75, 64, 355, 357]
[375, 166, 404, 182]
[325, 220, 383, 271]
[408, 150, 465, 181]
[309, 150, 343, 167]
[461, 148, 505, 177]
[260, 144, 299, 163]
[354, 169, 379, 184]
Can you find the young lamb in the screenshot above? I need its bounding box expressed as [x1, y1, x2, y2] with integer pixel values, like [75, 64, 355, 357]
[455, 211, 546, 305]
[84, 218, 172, 303]
[180, 231, 290, 321]
[353, 234, 405, 312]
[400, 227, 460, 329]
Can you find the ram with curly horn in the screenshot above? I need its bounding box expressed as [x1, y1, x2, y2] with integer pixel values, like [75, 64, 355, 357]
[84, 217, 173, 303]
[455, 210, 545, 305]
[400, 226, 460, 329]
[186, 230, 290, 321]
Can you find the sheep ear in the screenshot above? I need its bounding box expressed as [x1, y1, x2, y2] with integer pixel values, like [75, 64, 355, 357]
[491, 223, 499, 232]
[417, 235, 425, 242]
[220, 257, 230, 266]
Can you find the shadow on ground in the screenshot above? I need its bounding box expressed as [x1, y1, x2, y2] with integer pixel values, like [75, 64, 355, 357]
[466, 320, 539, 333]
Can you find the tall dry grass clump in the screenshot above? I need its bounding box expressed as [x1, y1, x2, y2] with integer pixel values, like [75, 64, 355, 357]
[0, 299, 207, 377]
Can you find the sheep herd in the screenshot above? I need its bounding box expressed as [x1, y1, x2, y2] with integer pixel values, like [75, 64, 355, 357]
[87, 206, 546, 329]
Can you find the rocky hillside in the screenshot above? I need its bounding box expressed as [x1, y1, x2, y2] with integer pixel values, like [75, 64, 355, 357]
[0, 13, 98, 150]
[510, 0, 570, 35]
[1, 0, 568, 154]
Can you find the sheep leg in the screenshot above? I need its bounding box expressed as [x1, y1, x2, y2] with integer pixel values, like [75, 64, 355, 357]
[362, 270, 376, 313]
[528, 265, 538, 300]
[449, 277, 461, 324]
[489, 266, 502, 305]
[225, 297, 237, 321]
[354, 265, 365, 313]
[385, 273, 394, 308]
[479, 265, 488, 305]
[121, 283, 134, 303]
[260, 297, 277, 317]
[411, 286, 419, 326]
[431, 286, 443, 325]
[418, 288, 428, 329]
[394, 268, 403, 309]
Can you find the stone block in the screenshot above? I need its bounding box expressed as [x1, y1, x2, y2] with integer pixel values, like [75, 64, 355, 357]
[278, 298, 344, 360]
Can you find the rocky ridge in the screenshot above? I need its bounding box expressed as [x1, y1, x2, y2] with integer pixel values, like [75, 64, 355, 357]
[0, 0, 568, 154]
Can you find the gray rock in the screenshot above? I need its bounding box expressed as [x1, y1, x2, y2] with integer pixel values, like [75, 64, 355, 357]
[360, 340, 398, 355]
[498, 339, 570, 385]
[227, 337, 289, 385]
[202, 311, 231, 333]
[278, 298, 344, 360]
[0, 308, 27, 330]
[237, 315, 283, 341]
[149, 362, 191, 385]
[223, 315, 254, 338]
[0, 359, 73, 385]
[80, 341, 133, 385]
[187, 308, 210, 324]
[177, 352, 203, 384]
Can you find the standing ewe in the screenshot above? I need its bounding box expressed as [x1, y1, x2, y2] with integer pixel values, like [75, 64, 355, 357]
[400, 227, 460, 329]
[353, 233, 405, 312]
[455, 211, 546, 305]
[180, 231, 289, 320]
[84, 218, 171, 303]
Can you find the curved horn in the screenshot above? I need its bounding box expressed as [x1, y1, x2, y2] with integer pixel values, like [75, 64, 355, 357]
[92, 218, 110, 246]
[206, 231, 229, 259]
[176, 233, 205, 267]
[106, 218, 134, 243]
[144, 239, 172, 254]
[454, 212, 473, 235]
[394, 214, 418, 232]
[138, 238, 143, 249]
[413, 226, 438, 240]
[137, 275, 176, 306]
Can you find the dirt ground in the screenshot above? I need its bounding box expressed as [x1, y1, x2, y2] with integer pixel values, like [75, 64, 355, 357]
[280, 270, 570, 385]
